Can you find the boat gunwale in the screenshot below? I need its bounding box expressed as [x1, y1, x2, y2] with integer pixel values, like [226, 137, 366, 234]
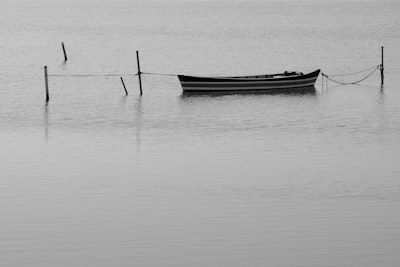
[178, 69, 320, 82]
[180, 76, 319, 86]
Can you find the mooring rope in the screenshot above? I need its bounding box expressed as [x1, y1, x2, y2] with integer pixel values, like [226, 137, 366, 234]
[48, 73, 137, 77]
[48, 72, 179, 77]
[45, 65, 381, 86]
[326, 65, 380, 77]
[141, 71, 179, 77]
[322, 65, 380, 85]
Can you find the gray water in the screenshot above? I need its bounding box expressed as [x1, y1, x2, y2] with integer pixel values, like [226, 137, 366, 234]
[1, 0, 400, 266]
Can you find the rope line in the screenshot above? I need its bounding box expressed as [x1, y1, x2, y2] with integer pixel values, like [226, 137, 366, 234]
[44, 65, 381, 86]
[49, 72, 179, 77]
[327, 65, 380, 77]
[141, 71, 179, 77]
[49, 73, 137, 77]
[322, 65, 380, 85]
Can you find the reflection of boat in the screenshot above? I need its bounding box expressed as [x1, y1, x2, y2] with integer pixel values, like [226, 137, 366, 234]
[181, 86, 316, 97]
[178, 69, 320, 93]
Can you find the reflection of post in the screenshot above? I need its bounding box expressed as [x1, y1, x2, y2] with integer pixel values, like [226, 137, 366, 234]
[321, 74, 324, 91]
[377, 88, 386, 129]
[134, 97, 143, 152]
[326, 75, 328, 90]
[380, 46, 384, 86]
[44, 103, 49, 143]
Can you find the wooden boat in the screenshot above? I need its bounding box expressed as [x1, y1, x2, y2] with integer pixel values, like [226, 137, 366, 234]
[178, 69, 320, 92]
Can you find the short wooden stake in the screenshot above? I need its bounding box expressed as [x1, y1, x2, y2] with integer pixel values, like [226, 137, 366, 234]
[380, 46, 384, 86]
[62, 42, 68, 61]
[136, 50, 143, 95]
[44, 65, 49, 102]
[120, 77, 128, 96]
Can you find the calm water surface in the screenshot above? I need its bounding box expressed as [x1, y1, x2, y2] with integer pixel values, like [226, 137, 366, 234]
[1, 0, 400, 266]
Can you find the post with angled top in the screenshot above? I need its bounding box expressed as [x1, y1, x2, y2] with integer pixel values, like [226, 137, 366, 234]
[380, 46, 384, 86]
[61, 42, 68, 61]
[120, 77, 128, 96]
[44, 66, 49, 102]
[136, 50, 143, 95]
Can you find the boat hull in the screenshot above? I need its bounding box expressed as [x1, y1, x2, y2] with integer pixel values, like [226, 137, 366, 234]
[178, 69, 320, 92]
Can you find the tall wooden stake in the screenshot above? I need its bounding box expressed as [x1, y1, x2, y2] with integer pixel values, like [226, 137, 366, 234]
[62, 42, 68, 61]
[380, 46, 384, 86]
[120, 77, 128, 96]
[44, 66, 49, 102]
[136, 50, 143, 95]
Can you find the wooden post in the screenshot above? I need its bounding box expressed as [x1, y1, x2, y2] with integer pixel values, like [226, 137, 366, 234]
[44, 66, 49, 102]
[380, 46, 384, 86]
[136, 50, 143, 95]
[120, 77, 128, 96]
[61, 42, 68, 61]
